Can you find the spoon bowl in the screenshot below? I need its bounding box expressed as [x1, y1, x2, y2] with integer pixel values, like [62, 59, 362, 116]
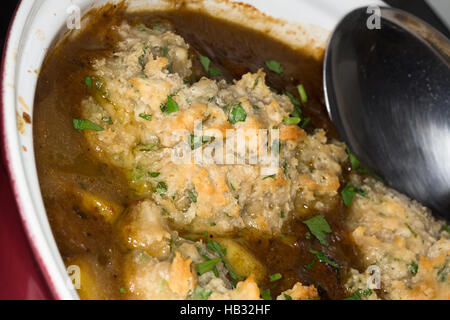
[324, 7, 450, 219]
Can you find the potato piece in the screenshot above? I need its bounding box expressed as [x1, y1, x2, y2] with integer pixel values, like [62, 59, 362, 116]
[216, 238, 266, 284]
[66, 256, 109, 300]
[75, 188, 124, 223]
[116, 200, 171, 259]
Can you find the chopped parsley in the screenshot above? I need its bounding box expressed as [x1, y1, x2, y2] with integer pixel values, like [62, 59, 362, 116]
[346, 148, 360, 170]
[188, 190, 198, 203]
[405, 223, 418, 238]
[192, 287, 212, 300]
[357, 168, 384, 182]
[206, 241, 240, 282]
[437, 259, 449, 282]
[344, 289, 372, 300]
[263, 174, 276, 180]
[346, 148, 384, 181]
[135, 23, 149, 32]
[300, 117, 310, 128]
[149, 172, 160, 178]
[280, 211, 285, 219]
[138, 45, 150, 71]
[228, 103, 247, 124]
[119, 287, 126, 294]
[197, 257, 221, 275]
[199, 54, 222, 76]
[309, 249, 339, 269]
[304, 258, 316, 270]
[285, 91, 301, 109]
[442, 225, 450, 234]
[303, 215, 332, 246]
[284, 294, 292, 300]
[407, 260, 419, 275]
[139, 143, 158, 152]
[341, 182, 367, 206]
[155, 181, 168, 194]
[160, 94, 179, 114]
[73, 119, 104, 131]
[282, 161, 288, 175]
[283, 117, 301, 125]
[189, 135, 215, 150]
[297, 84, 308, 103]
[269, 273, 282, 282]
[262, 289, 272, 300]
[85, 76, 92, 86]
[305, 232, 311, 240]
[138, 113, 152, 121]
[265, 60, 284, 75]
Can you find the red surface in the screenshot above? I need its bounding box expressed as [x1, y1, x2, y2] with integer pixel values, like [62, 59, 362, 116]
[0, 156, 52, 300]
[0, 0, 52, 301]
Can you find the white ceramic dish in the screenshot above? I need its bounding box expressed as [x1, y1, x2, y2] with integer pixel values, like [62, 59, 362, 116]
[1, 0, 384, 300]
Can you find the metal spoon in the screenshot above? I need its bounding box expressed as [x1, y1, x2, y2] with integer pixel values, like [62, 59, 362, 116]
[324, 6, 450, 219]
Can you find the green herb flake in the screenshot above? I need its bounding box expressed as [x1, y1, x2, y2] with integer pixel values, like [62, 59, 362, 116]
[188, 190, 198, 203]
[280, 211, 285, 219]
[119, 287, 126, 294]
[284, 294, 292, 300]
[285, 91, 301, 108]
[357, 168, 384, 182]
[155, 181, 168, 194]
[341, 182, 366, 206]
[346, 148, 360, 170]
[304, 258, 316, 270]
[305, 232, 311, 240]
[344, 291, 362, 300]
[189, 135, 215, 150]
[283, 117, 301, 125]
[297, 84, 308, 103]
[197, 257, 221, 275]
[262, 289, 272, 300]
[228, 103, 247, 124]
[300, 117, 311, 128]
[192, 287, 212, 300]
[405, 223, 418, 238]
[309, 249, 339, 269]
[442, 225, 450, 234]
[282, 161, 288, 175]
[265, 60, 284, 75]
[139, 113, 153, 121]
[437, 260, 449, 282]
[269, 273, 282, 282]
[85, 76, 92, 87]
[407, 260, 419, 275]
[199, 54, 222, 76]
[135, 23, 149, 32]
[149, 172, 160, 178]
[73, 119, 104, 131]
[160, 94, 179, 114]
[344, 289, 372, 300]
[303, 215, 332, 246]
[263, 174, 276, 180]
[138, 45, 150, 71]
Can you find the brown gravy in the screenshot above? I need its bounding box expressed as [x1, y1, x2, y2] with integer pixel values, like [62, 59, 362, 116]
[34, 5, 361, 299]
